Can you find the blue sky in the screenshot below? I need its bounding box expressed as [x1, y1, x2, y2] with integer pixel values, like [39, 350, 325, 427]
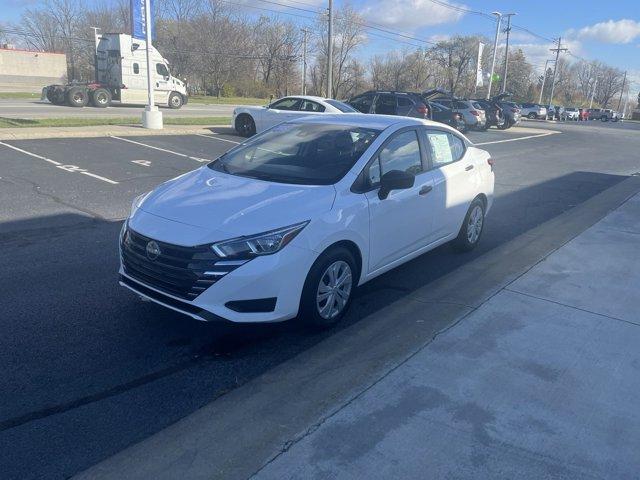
[4, 0, 639, 88]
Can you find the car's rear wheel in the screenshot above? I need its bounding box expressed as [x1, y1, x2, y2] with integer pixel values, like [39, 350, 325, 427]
[300, 247, 357, 329]
[452, 199, 485, 252]
[235, 114, 256, 137]
[528, 112, 536, 119]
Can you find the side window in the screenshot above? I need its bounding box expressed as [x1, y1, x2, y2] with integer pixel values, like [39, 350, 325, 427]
[300, 100, 325, 112]
[397, 97, 412, 107]
[156, 63, 169, 77]
[133, 63, 139, 74]
[373, 94, 397, 115]
[349, 94, 374, 113]
[424, 130, 465, 167]
[270, 98, 301, 111]
[367, 130, 422, 186]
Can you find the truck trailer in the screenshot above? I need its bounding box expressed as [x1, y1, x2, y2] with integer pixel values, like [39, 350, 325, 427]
[43, 33, 188, 109]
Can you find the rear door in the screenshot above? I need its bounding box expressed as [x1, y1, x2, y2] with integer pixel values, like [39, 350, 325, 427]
[421, 128, 481, 240]
[349, 93, 375, 113]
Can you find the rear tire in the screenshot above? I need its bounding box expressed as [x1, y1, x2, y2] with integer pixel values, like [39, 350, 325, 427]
[527, 112, 536, 119]
[299, 247, 357, 329]
[168, 92, 184, 109]
[235, 114, 256, 137]
[452, 199, 485, 252]
[66, 86, 88, 107]
[91, 88, 111, 108]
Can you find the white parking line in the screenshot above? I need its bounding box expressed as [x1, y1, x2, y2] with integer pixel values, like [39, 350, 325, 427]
[195, 133, 241, 145]
[0, 141, 118, 184]
[110, 136, 211, 162]
[474, 131, 559, 146]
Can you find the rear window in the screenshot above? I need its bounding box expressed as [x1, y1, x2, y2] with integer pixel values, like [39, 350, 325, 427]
[326, 99, 358, 113]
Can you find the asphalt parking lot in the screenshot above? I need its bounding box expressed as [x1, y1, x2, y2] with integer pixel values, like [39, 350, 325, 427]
[1, 120, 640, 479]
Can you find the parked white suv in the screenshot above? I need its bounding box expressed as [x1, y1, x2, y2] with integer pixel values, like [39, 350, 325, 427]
[119, 115, 494, 328]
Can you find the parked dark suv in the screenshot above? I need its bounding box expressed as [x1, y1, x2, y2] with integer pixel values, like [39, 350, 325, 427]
[348, 91, 429, 118]
[347, 90, 466, 132]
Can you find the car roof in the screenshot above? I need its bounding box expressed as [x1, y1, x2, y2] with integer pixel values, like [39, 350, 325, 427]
[290, 113, 444, 130]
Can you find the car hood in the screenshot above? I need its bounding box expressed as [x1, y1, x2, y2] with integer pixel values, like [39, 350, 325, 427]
[134, 167, 336, 242]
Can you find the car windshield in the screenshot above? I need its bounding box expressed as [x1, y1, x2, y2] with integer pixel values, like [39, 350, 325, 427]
[326, 99, 358, 112]
[209, 123, 380, 185]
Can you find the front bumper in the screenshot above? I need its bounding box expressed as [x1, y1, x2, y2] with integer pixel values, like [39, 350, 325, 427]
[119, 236, 315, 323]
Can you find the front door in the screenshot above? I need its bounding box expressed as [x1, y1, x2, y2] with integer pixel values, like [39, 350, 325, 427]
[364, 128, 437, 273]
[260, 97, 303, 131]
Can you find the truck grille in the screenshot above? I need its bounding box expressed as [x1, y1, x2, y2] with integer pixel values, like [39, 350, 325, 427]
[121, 227, 226, 300]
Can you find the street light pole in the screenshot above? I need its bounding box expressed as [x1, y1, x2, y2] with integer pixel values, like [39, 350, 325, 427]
[617, 70, 627, 111]
[501, 13, 516, 93]
[486, 11, 502, 99]
[142, 0, 162, 129]
[327, 0, 333, 98]
[301, 29, 309, 95]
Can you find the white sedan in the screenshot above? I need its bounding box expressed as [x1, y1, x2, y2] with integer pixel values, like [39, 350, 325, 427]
[119, 114, 494, 328]
[232, 95, 358, 137]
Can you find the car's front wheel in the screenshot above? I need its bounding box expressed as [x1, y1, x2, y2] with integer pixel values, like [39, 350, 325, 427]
[452, 199, 485, 252]
[528, 112, 537, 119]
[300, 247, 357, 328]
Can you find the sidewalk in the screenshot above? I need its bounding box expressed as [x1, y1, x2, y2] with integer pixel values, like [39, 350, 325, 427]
[256, 193, 640, 479]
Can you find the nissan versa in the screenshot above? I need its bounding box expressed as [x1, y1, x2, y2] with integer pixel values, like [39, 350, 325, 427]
[119, 114, 494, 327]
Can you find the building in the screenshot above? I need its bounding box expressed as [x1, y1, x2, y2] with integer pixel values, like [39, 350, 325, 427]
[0, 46, 67, 92]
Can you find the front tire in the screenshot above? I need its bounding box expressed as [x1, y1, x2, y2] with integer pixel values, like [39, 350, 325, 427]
[235, 114, 256, 137]
[452, 199, 485, 252]
[168, 92, 184, 109]
[299, 247, 357, 329]
[528, 112, 536, 119]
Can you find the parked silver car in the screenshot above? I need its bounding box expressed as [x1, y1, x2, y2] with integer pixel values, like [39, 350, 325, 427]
[520, 103, 547, 119]
[433, 98, 487, 130]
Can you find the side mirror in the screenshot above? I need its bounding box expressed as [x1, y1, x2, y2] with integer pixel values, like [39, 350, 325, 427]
[378, 170, 415, 200]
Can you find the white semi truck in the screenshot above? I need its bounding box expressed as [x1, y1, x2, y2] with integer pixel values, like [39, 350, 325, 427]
[43, 33, 188, 109]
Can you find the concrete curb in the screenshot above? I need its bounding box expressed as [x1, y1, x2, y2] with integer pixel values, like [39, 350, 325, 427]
[0, 124, 232, 141]
[73, 175, 640, 480]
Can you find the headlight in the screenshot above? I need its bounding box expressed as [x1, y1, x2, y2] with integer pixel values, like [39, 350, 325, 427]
[212, 221, 308, 259]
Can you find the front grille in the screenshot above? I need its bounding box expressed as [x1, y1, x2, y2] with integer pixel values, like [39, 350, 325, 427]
[121, 227, 228, 300]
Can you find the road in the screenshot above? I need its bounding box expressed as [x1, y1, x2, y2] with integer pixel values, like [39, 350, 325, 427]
[0, 98, 238, 118]
[1, 120, 639, 479]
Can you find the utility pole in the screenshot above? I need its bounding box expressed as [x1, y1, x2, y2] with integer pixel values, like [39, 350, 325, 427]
[326, 0, 333, 98]
[501, 13, 516, 93]
[486, 11, 502, 99]
[538, 59, 554, 104]
[548, 37, 567, 105]
[617, 70, 627, 111]
[301, 28, 309, 95]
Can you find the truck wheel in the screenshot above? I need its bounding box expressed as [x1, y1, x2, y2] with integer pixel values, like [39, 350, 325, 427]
[67, 87, 88, 107]
[168, 92, 183, 109]
[91, 88, 111, 108]
[47, 86, 66, 105]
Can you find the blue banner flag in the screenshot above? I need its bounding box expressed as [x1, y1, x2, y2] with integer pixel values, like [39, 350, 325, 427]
[130, 0, 155, 41]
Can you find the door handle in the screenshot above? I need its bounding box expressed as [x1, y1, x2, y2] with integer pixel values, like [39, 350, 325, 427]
[465, 165, 474, 171]
[419, 185, 433, 196]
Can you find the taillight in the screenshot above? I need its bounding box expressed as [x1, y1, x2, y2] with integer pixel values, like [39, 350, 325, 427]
[417, 104, 429, 116]
[471, 110, 480, 116]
